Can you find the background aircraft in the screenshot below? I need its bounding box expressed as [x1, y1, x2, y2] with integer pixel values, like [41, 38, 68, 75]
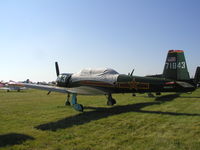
[0, 81, 27, 92]
[11, 50, 200, 112]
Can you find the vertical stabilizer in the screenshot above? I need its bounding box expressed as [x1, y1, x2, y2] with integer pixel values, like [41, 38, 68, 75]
[163, 50, 190, 80]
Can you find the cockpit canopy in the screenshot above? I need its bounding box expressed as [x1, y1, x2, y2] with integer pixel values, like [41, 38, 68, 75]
[71, 68, 119, 84]
[75, 68, 119, 77]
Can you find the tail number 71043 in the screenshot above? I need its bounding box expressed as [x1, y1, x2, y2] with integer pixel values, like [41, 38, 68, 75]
[165, 62, 186, 69]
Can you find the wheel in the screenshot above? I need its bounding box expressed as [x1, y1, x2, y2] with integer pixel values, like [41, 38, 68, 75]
[156, 92, 161, 96]
[65, 101, 71, 106]
[73, 104, 84, 112]
[132, 93, 136, 96]
[148, 93, 155, 97]
[112, 98, 116, 105]
[107, 98, 116, 106]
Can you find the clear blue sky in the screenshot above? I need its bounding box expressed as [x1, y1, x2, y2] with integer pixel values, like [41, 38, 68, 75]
[0, 0, 200, 82]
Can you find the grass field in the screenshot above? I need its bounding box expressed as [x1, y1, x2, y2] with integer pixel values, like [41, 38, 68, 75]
[1, 89, 200, 150]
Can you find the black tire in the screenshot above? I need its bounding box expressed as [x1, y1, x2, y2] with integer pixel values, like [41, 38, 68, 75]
[107, 98, 116, 106]
[65, 101, 71, 106]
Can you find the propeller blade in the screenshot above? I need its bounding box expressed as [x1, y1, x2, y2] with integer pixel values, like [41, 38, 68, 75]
[130, 69, 134, 76]
[55, 62, 60, 76]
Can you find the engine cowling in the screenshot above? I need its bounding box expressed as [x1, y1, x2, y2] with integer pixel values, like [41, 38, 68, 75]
[56, 73, 72, 87]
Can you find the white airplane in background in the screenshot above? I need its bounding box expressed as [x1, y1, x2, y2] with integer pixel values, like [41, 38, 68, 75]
[0, 81, 27, 92]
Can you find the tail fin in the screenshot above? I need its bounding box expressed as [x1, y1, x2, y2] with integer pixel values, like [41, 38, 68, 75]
[163, 50, 190, 80]
[194, 66, 200, 84]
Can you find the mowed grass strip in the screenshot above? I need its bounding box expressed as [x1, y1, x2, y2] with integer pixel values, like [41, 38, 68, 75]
[1, 89, 200, 150]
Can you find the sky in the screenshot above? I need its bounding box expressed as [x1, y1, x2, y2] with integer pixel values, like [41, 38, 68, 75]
[0, 0, 200, 82]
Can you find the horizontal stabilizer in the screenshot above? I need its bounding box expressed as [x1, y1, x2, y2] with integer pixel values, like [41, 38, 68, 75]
[176, 81, 194, 88]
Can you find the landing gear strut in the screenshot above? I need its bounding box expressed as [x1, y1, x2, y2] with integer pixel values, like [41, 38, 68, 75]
[107, 93, 116, 106]
[71, 93, 84, 112]
[65, 93, 71, 106]
[65, 93, 83, 112]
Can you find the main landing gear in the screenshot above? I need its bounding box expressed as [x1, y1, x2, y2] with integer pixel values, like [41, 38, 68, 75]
[65, 93, 84, 112]
[148, 93, 155, 97]
[64, 93, 117, 112]
[65, 94, 71, 106]
[107, 93, 116, 106]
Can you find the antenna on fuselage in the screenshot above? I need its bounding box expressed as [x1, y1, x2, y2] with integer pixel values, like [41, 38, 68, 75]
[55, 62, 60, 76]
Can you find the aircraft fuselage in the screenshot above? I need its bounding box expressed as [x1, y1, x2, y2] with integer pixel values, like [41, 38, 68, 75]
[56, 73, 196, 95]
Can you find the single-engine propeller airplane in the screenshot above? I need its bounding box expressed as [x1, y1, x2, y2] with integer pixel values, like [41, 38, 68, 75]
[0, 81, 27, 92]
[11, 50, 200, 112]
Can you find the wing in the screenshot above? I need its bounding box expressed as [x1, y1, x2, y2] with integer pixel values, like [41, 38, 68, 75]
[176, 81, 195, 88]
[0, 87, 10, 90]
[67, 86, 107, 95]
[9, 82, 108, 95]
[9, 82, 75, 94]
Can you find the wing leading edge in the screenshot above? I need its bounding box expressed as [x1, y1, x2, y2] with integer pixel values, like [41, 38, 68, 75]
[9, 82, 107, 95]
[9, 82, 73, 94]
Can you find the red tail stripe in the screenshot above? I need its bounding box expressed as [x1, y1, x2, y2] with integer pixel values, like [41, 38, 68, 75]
[168, 50, 184, 53]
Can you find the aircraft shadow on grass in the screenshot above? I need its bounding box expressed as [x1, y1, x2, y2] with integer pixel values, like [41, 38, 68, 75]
[35, 94, 200, 131]
[0, 133, 35, 148]
[177, 96, 200, 99]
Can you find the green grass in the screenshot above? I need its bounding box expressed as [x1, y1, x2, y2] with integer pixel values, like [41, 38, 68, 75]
[1, 89, 200, 150]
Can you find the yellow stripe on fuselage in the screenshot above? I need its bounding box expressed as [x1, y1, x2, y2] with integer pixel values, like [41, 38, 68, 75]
[80, 81, 149, 90]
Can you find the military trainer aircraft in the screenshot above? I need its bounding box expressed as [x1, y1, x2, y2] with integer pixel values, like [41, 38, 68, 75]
[11, 50, 200, 112]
